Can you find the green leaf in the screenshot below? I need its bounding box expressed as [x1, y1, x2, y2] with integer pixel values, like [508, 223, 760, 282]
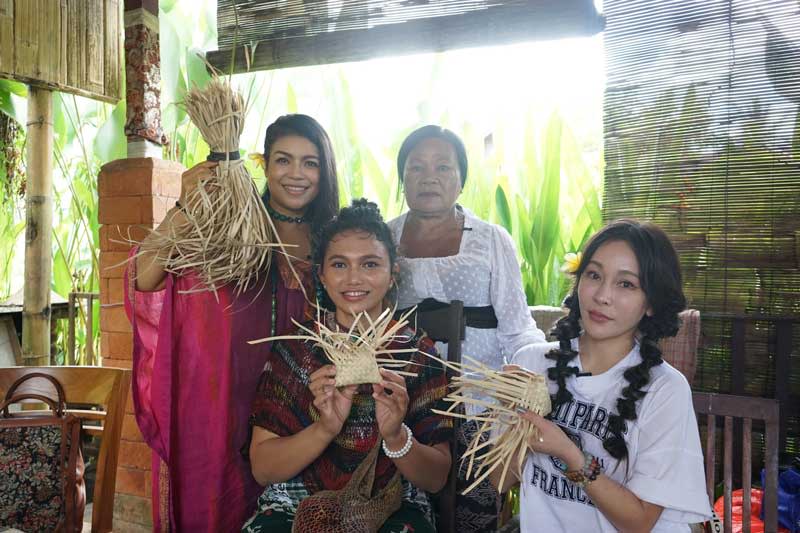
[159, 0, 178, 14]
[94, 100, 127, 162]
[186, 48, 212, 90]
[51, 238, 73, 298]
[286, 83, 298, 114]
[530, 113, 563, 270]
[494, 186, 512, 235]
[160, 17, 188, 129]
[0, 79, 27, 97]
[0, 80, 28, 126]
[52, 95, 70, 147]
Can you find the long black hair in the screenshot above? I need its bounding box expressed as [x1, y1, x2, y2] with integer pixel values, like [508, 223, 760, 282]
[312, 198, 397, 310]
[547, 219, 686, 461]
[262, 114, 339, 233]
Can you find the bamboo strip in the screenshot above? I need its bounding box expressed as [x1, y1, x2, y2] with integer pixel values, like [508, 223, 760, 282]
[249, 307, 420, 385]
[132, 78, 283, 297]
[424, 353, 552, 495]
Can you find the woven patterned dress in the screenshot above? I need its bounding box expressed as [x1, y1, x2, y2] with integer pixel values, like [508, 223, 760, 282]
[243, 316, 453, 532]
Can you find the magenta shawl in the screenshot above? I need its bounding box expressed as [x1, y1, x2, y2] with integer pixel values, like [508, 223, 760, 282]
[124, 252, 313, 532]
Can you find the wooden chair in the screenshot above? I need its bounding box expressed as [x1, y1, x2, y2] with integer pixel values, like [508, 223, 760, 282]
[0, 366, 131, 533]
[661, 309, 701, 385]
[412, 300, 466, 533]
[692, 392, 780, 533]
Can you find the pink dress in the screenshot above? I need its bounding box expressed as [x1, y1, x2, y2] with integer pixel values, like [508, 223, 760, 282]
[124, 252, 313, 532]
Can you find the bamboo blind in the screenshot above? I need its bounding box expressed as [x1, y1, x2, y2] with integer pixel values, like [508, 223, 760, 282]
[0, 0, 122, 103]
[603, 0, 800, 461]
[207, 0, 604, 73]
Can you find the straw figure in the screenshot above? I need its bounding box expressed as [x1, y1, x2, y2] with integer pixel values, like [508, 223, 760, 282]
[250, 307, 420, 386]
[430, 358, 552, 495]
[135, 77, 284, 296]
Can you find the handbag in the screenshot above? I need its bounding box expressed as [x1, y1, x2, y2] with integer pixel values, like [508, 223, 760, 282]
[0, 372, 86, 532]
[291, 441, 403, 533]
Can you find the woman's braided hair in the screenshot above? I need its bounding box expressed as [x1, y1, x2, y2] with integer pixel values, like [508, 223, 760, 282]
[546, 219, 686, 461]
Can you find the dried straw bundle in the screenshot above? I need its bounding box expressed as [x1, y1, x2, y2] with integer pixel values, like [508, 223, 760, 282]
[429, 356, 551, 495]
[249, 308, 420, 386]
[136, 78, 281, 295]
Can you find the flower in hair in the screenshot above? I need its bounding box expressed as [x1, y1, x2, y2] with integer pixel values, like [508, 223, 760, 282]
[561, 252, 582, 274]
[249, 153, 266, 170]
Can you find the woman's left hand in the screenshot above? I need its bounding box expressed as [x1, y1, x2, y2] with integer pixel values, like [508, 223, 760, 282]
[373, 368, 409, 448]
[519, 410, 585, 471]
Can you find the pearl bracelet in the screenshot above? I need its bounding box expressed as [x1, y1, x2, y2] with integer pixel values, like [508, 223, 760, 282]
[382, 423, 413, 459]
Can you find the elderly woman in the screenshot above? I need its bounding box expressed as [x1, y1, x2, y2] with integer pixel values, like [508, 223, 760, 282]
[387, 125, 546, 532]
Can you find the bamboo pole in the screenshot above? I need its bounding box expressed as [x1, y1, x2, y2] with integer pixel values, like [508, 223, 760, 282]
[22, 86, 54, 366]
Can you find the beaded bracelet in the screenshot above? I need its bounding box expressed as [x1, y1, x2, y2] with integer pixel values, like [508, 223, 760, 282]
[561, 451, 602, 487]
[382, 423, 413, 459]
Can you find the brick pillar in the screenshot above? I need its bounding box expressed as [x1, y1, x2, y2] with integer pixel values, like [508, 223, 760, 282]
[99, 158, 183, 531]
[99, 1, 177, 530]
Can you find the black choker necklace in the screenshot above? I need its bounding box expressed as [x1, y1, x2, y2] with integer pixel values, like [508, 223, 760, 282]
[264, 193, 309, 224]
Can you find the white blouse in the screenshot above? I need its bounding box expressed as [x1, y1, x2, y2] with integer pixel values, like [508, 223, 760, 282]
[388, 208, 546, 399]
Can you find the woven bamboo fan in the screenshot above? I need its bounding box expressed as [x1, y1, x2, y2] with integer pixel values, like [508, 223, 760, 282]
[134, 77, 287, 297]
[430, 356, 551, 495]
[250, 308, 421, 386]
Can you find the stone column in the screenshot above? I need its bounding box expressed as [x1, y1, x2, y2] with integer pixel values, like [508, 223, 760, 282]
[98, 1, 182, 530]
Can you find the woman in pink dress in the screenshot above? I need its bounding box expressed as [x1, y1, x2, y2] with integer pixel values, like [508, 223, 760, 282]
[124, 114, 339, 532]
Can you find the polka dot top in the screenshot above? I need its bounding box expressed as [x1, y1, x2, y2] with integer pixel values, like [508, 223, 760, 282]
[388, 207, 546, 413]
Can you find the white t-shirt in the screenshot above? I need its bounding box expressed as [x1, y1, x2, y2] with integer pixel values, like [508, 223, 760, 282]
[388, 207, 546, 376]
[511, 340, 712, 532]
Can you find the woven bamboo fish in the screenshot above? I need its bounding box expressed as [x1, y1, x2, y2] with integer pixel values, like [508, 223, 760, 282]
[429, 355, 552, 495]
[249, 307, 420, 386]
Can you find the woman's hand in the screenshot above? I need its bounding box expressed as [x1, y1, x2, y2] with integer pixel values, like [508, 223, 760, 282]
[499, 364, 584, 470]
[372, 368, 409, 448]
[309, 365, 357, 439]
[179, 161, 218, 204]
[518, 410, 584, 470]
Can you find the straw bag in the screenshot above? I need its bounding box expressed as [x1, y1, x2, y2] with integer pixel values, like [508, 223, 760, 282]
[292, 442, 403, 533]
[0, 373, 86, 532]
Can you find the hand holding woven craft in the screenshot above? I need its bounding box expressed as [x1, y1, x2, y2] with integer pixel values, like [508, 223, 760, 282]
[249, 307, 421, 387]
[135, 77, 287, 297]
[428, 356, 551, 494]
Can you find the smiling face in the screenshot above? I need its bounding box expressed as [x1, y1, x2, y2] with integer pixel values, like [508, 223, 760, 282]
[318, 229, 394, 327]
[265, 135, 320, 217]
[577, 240, 652, 347]
[402, 137, 462, 215]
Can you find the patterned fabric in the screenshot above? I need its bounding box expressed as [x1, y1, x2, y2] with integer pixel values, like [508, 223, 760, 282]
[388, 207, 547, 413]
[242, 502, 434, 533]
[0, 425, 65, 531]
[246, 316, 453, 528]
[245, 475, 435, 528]
[454, 418, 501, 533]
[124, 249, 315, 532]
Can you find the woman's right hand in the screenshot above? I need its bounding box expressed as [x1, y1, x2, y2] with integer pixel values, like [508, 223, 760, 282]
[309, 365, 357, 439]
[179, 161, 218, 205]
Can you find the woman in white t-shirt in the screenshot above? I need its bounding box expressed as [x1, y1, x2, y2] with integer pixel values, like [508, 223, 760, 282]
[494, 219, 712, 532]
